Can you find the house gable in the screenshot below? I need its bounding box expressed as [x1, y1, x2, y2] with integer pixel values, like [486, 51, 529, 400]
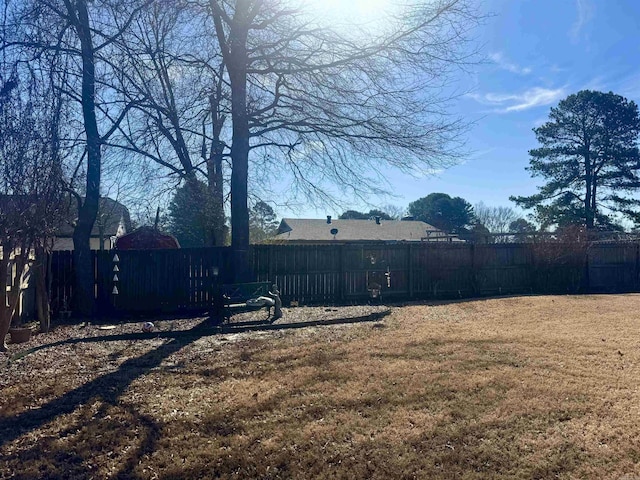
[51, 197, 131, 250]
[54, 197, 131, 238]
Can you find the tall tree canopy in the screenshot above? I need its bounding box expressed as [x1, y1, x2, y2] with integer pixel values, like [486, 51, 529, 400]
[511, 90, 640, 230]
[249, 201, 278, 243]
[408, 193, 475, 234]
[205, 0, 480, 279]
[339, 209, 393, 220]
[168, 180, 223, 248]
[4, 0, 481, 294]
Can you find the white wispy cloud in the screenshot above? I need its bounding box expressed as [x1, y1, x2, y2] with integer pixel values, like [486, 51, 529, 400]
[549, 64, 568, 73]
[469, 87, 566, 113]
[503, 88, 566, 112]
[489, 52, 532, 75]
[569, 0, 595, 43]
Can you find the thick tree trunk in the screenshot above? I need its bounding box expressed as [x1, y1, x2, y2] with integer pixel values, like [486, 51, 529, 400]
[230, 129, 251, 281]
[71, 0, 101, 317]
[227, 2, 252, 282]
[591, 179, 597, 230]
[585, 186, 594, 229]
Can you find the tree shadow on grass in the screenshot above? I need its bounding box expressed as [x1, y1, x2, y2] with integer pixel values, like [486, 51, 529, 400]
[5, 402, 162, 480]
[1, 310, 391, 449]
[0, 324, 208, 451]
[8, 309, 391, 363]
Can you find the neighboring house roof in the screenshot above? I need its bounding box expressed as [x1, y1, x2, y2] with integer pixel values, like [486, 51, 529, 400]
[55, 197, 131, 238]
[115, 226, 180, 250]
[274, 218, 459, 243]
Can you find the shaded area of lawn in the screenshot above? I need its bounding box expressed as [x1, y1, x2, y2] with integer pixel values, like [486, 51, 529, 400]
[0, 333, 205, 480]
[2, 296, 640, 479]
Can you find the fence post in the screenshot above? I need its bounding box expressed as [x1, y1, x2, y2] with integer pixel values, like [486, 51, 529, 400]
[471, 243, 477, 296]
[636, 243, 640, 291]
[583, 250, 590, 293]
[408, 243, 414, 299]
[339, 244, 345, 303]
[268, 244, 274, 283]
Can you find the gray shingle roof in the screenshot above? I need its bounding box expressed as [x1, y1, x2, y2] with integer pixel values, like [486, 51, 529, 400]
[54, 197, 131, 237]
[274, 218, 453, 242]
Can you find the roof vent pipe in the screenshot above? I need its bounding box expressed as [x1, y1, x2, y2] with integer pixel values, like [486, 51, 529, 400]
[375, 216, 381, 225]
[327, 215, 332, 224]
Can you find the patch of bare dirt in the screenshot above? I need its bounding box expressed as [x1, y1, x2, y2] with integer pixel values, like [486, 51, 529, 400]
[1, 304, 389, 363]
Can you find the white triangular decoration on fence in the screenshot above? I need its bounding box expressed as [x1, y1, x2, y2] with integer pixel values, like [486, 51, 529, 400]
[112, 254, 120, 263]
[112, 285, 119, 295]
[113, 274, 119, 282]
[113, 265, 120, 272]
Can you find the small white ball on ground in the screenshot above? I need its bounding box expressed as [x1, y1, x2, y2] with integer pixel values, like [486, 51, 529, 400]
[142, 321, 154, 333]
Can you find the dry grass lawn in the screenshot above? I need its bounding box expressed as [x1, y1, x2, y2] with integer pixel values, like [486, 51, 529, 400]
[3, 295, 640, 479]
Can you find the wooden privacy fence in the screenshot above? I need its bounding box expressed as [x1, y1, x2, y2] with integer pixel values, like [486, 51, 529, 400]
[252, 242, 587, 303]
[50, 242, 640, 316]
[50, 248, 233, 315]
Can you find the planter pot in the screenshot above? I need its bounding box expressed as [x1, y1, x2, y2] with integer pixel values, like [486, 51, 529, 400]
[8, 327, 32, 344]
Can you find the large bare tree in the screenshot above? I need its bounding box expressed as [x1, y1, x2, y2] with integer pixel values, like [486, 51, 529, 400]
[90, 0, 478, 281]
[111, 1, 228, 246]
[474, 203, 520, 233]
[3, 0, 151, 315]
[5, 0, 480, 291]
[206, 0, 479, 280]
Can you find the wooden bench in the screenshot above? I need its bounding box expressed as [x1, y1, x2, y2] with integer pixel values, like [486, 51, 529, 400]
[222, 281, 272, 308]
[210, 281, 274, 324]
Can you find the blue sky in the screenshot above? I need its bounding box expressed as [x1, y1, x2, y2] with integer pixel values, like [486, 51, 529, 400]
[283, 0, 640, 219]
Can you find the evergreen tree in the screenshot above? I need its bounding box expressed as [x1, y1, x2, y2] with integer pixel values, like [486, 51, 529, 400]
[511, 90, 640, 230]
[509, 218, 536, 233]
[168, 180, 223, 247]
[408, 193, 475, 233]
[249, 201, 278, 243]
[339, 209, 393, 220]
